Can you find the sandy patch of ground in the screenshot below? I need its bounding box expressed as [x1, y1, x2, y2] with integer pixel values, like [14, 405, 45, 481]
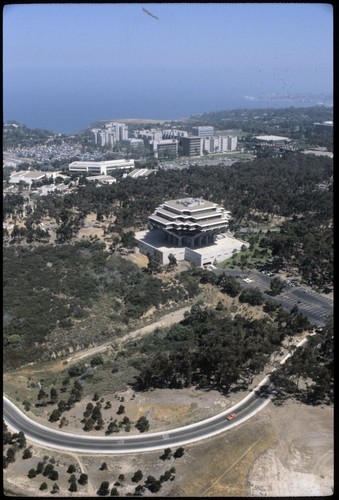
[123, 251, 149, 268]
[248, 401, 333, 497]
[77, 226, 105, 240]
[249, 449, 333, 496]
[76, 214, 106, 241]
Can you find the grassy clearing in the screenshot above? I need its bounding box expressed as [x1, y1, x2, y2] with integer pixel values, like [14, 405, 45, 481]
[209, 151, 256, 160]
[219, 242, 272, 270]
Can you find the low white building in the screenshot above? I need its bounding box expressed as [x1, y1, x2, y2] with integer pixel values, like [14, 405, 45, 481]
[127, 169, 154, 178]
[85, 174, 117, 184]
[135, 229, 248, 266]
[68, 159, 134, 175]
[39, 184, 69, 196]
[9, 171, 46, 185]
[253, 135, 291, 144]
[122, 138, 145, 148]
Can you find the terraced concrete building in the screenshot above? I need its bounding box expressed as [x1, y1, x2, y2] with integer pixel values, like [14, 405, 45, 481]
[149, 198, 231, 248]
[136, 197, 248, 266]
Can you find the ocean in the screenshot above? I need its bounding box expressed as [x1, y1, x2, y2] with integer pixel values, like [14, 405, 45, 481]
[3, 90, 333, 136]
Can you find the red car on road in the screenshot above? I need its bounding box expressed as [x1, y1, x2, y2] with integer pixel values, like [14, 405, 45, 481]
[226, 413, 237, 421]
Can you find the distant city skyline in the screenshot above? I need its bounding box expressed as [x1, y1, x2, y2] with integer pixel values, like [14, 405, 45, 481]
[3, 3, 333, 134]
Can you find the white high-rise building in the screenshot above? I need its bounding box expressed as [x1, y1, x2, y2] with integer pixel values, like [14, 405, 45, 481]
[91, 122, 128, 146]
[202, 137, 218, 153]
[106, 122, 129, 142]
[91, 128, 102, 144]
[226, 135, 237, 151]
[202, 135, 238, 153]
[218, 135, 238, 152]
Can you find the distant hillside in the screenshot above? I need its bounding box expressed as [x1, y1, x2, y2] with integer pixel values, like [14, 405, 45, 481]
[105, 118, 170, 123]
[189, 105, 333, 124]
[88, 118, 174, 130]
[186, 106, 333, 149]
[3, 122, 56, 148]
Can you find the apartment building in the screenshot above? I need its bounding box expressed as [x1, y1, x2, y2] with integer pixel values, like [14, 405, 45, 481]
[108, 122, 128, 141]
[192, 126, 215, 137]
[202, 135, 238, 153]
[180, 136, 202, 157]
[149, 139, 179, 158]
[137, 129, 163, 142]
[91, 122, 128, 147]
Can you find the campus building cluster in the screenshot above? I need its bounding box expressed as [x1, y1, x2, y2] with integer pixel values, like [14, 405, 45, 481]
[91, 122, 238, 158]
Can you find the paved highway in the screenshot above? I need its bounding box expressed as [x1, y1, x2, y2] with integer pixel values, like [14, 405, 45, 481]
[3, 322, 319, 455]
[4, 378, 274, 455]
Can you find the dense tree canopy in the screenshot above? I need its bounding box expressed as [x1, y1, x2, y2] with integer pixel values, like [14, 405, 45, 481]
[3, 242, 192, 369]
[131, 304, 297, 393]
[4, 149, 332, 291]
[271, 317, 333, 405]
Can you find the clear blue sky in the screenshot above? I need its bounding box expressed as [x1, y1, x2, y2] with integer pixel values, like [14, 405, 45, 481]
[3, 3, 333, 134]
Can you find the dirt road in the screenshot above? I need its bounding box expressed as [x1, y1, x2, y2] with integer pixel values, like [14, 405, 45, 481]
[5, 306, 191, 378]
[65, 305, 191, 365]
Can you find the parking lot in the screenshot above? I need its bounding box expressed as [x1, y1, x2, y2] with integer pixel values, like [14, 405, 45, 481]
[213, 268, 333, 326]
[159, 157, 236, 170]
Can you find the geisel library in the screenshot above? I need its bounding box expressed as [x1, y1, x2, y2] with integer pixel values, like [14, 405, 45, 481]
[135, 197, 249, 267]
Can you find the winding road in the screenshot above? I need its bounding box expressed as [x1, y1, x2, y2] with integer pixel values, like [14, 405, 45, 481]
[3, 335, 314, 455]
[3, 377, 273, 454]
[3, 270, 330, 455]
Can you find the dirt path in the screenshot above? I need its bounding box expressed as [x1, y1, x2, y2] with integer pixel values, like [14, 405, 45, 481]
[65, 305, 191, 364]
[9, 305, 192, 377]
